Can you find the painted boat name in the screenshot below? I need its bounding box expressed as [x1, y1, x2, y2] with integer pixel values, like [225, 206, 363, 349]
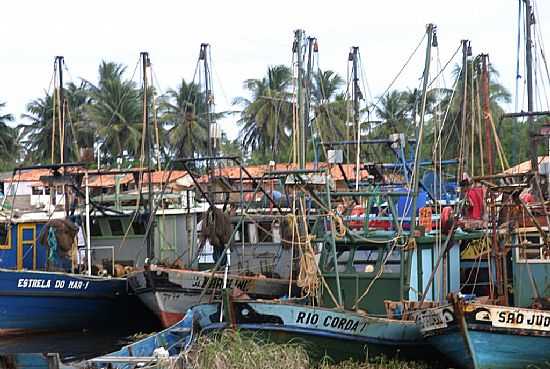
[495, 309, 550, 330]
[295, 311, 367, 333]
[192, 276, 251, 291]
[17, 278, 90, 290]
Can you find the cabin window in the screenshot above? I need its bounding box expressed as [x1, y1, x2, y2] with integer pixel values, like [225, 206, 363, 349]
[324, 249, 351, 272]
[132, 220, 146, 235]
[353, 247, 379, 273]
[258, 222, 272, 243]
[381, 249, 401, 273]
[517, 235, 550, 262]
[247, 223, 258, 244]
[31, 186, 43, 195]
[108, 219, 124, 236]
[90, 220, 102, 237]
[0, 224, 10, 249]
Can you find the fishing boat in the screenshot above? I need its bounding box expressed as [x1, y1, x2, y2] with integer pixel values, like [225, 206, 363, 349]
[417, 298, 550, 369]
[0, 268, 128, 335]
[128, 266, 292, 327]
[193, 299, 428, 362]
[177, 26, 484, 364]
[0, 56, 146, 335]
[128, 44, 298, 327]
[412, 2, 550, 367]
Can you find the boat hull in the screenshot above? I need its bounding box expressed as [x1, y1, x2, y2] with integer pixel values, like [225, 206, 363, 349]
[417, 302, 550, 368]
[194, 300, 436, 362]
[0, 269, 129, 334]
[128, 268, 293, 327]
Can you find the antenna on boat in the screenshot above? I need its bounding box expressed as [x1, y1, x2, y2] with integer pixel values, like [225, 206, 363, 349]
[141, 51, 155, 261]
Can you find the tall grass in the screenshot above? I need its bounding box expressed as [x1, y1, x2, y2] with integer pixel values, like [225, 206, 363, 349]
[183, 331, 430, 369]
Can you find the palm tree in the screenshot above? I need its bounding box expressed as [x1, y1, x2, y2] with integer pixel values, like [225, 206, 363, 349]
[235, 65, 293, 161]
[20, 93, 57, 163]
[159, 79, 208, 159]
[65, 82, 93, 158]
[0, 102, 18, 168]
[20, 82, 94, 164]
[85, 61, 143, 164]
[374, 90, 411, 134]
[310, 70, 348, 158]
[430, 59, 511, 166]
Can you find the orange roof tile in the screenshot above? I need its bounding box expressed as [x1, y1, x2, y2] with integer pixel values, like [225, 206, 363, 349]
[198, 162, 370, 183]
[88, 173, 133, 187]
[503, 156, 549, 174]
[139, 170, 188, 185]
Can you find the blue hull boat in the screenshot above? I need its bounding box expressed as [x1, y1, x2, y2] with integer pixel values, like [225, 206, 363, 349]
[0, 268, 129, 334]
[417, 302, 550, 368]
[191, 300, 438, 363]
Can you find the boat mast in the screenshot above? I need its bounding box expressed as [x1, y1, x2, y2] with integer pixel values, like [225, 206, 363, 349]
[200, 43, 215, 200]
[408, 24, 435, 239]
[458, 40, 469, 179]
[294, 30, 306, 169]
[55, 56, 70, 217]
[481, 54, 508, 303]
[141, 51, 154, 261]
[350, 46, 361, 189]
[303, 36, 316, 168]
[525, 0, 538, 174]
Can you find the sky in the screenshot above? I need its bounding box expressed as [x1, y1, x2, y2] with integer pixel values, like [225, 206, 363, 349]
[1, 0, 549, 140]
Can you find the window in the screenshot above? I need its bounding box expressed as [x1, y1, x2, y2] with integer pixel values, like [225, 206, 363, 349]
[31, 186, 43, 195]
[132, 220, 146, 235]
[258, 222, 272, 243]
[352, 247, 379, 273]
[108, 219, 124, 236]
[381, 249, 401, 273]
[90, 220, 102, 237]
[0, 224, 10, 249]
[518, 235, 550, 262]
[324, 249, 351, 272]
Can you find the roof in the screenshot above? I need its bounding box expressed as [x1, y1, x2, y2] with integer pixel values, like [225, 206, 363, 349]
[88, 173, 133, 187]
[3, 169, 54, 182]
[139, 170, 188, 185]
[2, 168, 189, 187]
[199, 162, 370, 183]
[504, 156, 549, 174]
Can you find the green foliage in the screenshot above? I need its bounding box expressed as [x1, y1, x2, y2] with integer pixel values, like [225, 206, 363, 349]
[183, 331, 429, 369]
[235, 65, 294, 160]
[0, 102, 18, 170]
[187, 331, 310, 369]
[13, 58, 535, 172]
[84, 61, 143, 164]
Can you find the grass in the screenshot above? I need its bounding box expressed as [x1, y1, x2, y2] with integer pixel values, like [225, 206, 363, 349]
[182, 331, 431, 369]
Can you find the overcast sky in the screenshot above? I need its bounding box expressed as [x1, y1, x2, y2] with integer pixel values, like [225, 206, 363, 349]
[1, 0, 549, 139]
